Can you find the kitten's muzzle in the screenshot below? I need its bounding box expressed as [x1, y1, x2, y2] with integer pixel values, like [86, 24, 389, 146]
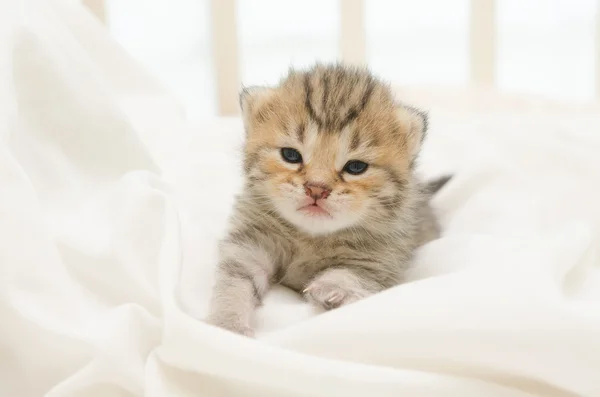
[304, 183, 331, 200]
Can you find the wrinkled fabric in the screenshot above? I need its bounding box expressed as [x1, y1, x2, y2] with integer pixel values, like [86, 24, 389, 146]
[1, 1, 599, 396]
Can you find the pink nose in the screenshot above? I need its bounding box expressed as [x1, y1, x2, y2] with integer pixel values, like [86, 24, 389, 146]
[304, 183, 331, 200]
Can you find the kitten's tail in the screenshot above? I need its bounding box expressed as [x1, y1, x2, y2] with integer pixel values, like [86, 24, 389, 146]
[423, 175, 452, 196]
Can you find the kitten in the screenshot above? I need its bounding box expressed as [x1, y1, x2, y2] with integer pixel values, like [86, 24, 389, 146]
[206, 64, 449, 336]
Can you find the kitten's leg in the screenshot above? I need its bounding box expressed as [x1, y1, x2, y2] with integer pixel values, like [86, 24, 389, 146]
[205, 245, 273, 336]
[303, 266, 381, 310]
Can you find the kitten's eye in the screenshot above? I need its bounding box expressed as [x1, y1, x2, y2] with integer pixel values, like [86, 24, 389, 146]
[343, 160, 369, 175]
[281, 147, 303, 164]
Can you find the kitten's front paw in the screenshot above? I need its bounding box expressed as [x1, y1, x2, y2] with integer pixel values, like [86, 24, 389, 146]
[303, 281, 358, 310]
[205, 315, 254, 337]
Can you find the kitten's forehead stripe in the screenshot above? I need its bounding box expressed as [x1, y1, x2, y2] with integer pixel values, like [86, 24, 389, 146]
[302, 66, 377, 133]
[304, 74, 319, 126]
[321, 73, 329, 111]
[338, 78, 375, 129]
[333, 71, 346, 109]
[350, 129, 361, 151]
[296, 122, 305, 143]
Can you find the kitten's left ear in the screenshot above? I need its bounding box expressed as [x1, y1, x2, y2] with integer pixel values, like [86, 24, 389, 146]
[396, 103, 428, 159]
[240, 86, 275, 131]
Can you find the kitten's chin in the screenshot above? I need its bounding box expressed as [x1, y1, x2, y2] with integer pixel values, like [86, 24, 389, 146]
[298, 203, 331, 217]
[277, 205, 360, 236]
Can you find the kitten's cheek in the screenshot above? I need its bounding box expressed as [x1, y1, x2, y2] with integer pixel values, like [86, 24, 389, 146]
[275, 186, 306, 210]
[346, 197, 364, 213]
[268, 181, 288, 199]
[328, 199, 350, 217]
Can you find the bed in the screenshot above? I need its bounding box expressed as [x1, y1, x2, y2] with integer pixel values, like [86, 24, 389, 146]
[1, 1, 600, 396]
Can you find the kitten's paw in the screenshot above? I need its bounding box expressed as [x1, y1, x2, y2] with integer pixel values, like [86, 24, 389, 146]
[303, 281, 358, 310]
[205, 315, 254, 337]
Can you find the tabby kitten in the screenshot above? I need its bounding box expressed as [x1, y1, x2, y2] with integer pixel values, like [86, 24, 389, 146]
[206, 64, 449, 336]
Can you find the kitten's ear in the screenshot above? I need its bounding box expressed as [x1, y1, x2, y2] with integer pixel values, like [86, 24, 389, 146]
[240, 86, 274, 130]
[396, 103, 428, 159]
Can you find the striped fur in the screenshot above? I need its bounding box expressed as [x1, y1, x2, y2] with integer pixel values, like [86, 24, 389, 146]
[206, 64, 448, 336]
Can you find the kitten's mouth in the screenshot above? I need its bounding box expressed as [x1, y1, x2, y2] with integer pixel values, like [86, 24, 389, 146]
[298, 202, 331, 217]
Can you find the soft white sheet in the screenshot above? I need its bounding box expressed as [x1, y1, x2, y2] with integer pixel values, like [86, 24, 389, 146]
[1, 1, 600, 396]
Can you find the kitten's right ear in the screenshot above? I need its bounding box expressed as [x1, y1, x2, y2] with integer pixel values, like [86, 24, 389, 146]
[395, 103, 428, 159]
[240, 86, 274, 130]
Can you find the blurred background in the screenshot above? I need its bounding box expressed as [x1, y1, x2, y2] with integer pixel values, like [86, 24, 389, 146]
[86, 0, 598, 120]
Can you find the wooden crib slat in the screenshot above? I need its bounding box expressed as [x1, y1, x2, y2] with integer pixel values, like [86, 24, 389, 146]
[470, 0, 496, 86]
[596, 0, 600, 98]
[210, 0, 241, 116]
[340, 0, 367, 65]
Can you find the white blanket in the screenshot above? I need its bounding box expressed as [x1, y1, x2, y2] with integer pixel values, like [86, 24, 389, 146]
[1, 1, 600, 396]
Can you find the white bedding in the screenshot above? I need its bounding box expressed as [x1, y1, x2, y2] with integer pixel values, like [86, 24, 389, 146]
[1, 1, 600, 396]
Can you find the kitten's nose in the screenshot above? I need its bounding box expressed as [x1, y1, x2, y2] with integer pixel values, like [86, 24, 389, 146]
[304, 183, 331, 200]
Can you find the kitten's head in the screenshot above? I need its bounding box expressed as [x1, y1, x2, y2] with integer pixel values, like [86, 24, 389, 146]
[241, 64, 427, 235]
